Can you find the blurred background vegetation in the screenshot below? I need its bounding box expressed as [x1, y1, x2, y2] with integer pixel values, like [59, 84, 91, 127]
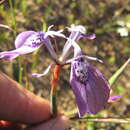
[0, 0, 130, 129]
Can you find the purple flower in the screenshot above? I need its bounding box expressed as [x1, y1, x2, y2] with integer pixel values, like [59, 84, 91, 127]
[0, 26, 65, 60]
[61, 25, 110, 117]
[70, 56, 110, 117]
[0, 23, 111, 118]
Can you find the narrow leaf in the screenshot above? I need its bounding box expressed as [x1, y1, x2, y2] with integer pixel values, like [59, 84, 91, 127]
[109, 58, 130, 86]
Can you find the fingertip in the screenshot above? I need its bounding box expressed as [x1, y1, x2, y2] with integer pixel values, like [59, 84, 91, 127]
[26, 115, 70, 130]
[0, 72, 51, 123]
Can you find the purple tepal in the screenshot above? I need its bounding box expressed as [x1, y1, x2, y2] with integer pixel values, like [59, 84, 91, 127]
[70, 57, 110, 117]
[0, 31, 46, 60]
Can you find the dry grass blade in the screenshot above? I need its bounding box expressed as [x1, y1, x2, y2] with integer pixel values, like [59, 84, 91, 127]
[0, 24, 13, 31]
[79, 117, 130, 124]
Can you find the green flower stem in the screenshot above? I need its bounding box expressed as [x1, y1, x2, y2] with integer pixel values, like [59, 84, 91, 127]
[18, 56, 23, 85]
[50, 86, 57, 117]
[32, 50, 39, 70]
[9, 0, 17, 36]
[23, 62, 30, 90]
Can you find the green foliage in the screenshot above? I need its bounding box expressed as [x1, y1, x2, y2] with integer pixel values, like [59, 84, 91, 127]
[87, 122, 94, 130]
[109, 58, 130, 86]
[115, 85, 125, 94]
[21, 0, 27, 12]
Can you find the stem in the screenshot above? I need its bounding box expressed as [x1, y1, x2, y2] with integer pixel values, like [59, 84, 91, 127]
[23, 62, 30, 90]
[9, 0, 16, 36]
[18, 56, 23, 84]
[42, 20, 47, 32]
[50, 87, 57, 116]
[50, 65, 61, 117]
[32, 50, 39, 70]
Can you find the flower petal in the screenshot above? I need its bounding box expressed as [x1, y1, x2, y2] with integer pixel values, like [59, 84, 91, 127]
[15, 31, 36, 48]
[66, 39, 82, 58]
[32, 64, 52, 77]
[61, 25, 95, 61]
[67, 24, 86, 34]
[0, 45, 41, 60]
[43, 27, 66, 61]
[44, 30, 66, 39]
[70, 62, 110, 117]
[81, 33, 96, 39]
[84, 56, 103, 63]
[0, 32, 47, 60]
[0, 51, 19, 60]
[108, 95, 121, 102]
[61, 31, 81, 61]
[43, 39, 58, 61]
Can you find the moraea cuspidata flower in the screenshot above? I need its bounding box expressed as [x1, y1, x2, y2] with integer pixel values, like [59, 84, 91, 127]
[29, 25, 111, 117]
[0, 25, 65, 60]
[63, 25, 110, 117]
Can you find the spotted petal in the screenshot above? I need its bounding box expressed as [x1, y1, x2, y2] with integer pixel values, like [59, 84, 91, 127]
[32, 64, 52, 77]
[0, 31, 47, 60]
[70, 62, 110, 117]
[0, 30, 58, 60]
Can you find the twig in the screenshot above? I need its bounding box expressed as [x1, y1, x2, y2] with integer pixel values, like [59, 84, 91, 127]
[78, 117, 130, 124]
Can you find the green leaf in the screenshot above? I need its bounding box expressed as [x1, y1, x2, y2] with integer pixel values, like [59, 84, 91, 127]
[109, 58, 130, 86]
